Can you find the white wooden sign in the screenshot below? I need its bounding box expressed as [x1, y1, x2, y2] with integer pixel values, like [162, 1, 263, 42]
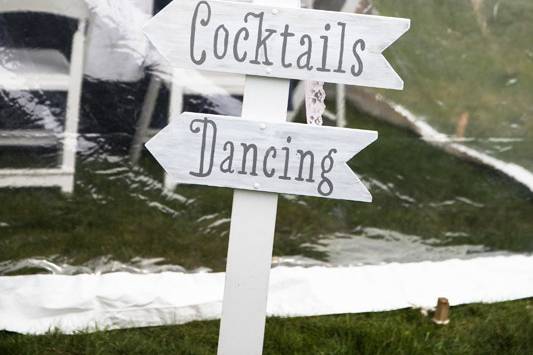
[144, 0, 410, 89]
[146, 112, 377, 202]
[144, 1, 408, 354]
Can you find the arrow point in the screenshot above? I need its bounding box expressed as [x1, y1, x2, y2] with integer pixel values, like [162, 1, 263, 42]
[361, 188, 373, 203]
[345, 182, 373, 203]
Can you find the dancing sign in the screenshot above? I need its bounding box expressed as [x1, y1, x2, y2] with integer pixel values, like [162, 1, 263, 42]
[146, 112, 377, 202]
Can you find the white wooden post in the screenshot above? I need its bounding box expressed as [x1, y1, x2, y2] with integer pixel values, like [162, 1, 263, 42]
[217, 1, 299, 354]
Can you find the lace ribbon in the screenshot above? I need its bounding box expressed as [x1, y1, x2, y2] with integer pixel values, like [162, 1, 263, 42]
[304, 81, 326, 126]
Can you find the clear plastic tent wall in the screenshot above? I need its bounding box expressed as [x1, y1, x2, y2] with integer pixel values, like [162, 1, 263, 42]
[0, 0, 532, 332]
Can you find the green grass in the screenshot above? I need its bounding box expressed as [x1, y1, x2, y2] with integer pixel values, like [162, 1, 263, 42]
[373, 0, 533, 171]
[1, 100, 532, 273]
[1, 299, 532, 354]
[2, 2, 532, 273]
[1, 2, 532, 352]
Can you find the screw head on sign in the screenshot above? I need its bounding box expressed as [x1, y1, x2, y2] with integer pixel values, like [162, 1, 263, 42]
[254, 183, 260, 190]
[260, 123, 267, 130]
[272, 8, 279, 15]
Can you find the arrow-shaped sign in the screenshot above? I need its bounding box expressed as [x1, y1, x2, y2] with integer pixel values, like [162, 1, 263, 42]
[145, 0, 410, 89]
[146, 112, 377, 202]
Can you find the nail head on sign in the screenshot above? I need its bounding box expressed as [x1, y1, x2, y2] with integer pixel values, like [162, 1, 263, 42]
[253, 183, 260, 190]
[260, 123, 267, 130]
[271, 8, 279, 15]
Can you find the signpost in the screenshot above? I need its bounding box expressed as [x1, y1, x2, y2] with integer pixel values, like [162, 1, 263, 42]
[144, 1, 409, 354]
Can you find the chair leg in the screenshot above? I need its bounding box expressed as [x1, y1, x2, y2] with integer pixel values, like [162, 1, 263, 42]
[130, 76, 162, 165]
[336, 84, 346, 127]
[60, 20, 86, 194]
[59, 174, 75, 194]
[60, 88, 79, 195]
[163, 69, 184, 191]
[287, 81, 305, 122]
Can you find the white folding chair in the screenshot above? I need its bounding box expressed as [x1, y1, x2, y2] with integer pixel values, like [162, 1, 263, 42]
[129, 67, 245, 190]
[0, 0, 89, 193]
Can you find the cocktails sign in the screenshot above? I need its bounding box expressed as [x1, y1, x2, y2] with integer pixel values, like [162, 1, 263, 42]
[145, 0, 410, 89]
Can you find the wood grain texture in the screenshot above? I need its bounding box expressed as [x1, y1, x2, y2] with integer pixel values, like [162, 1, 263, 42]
[216, 64, 294, 355]
[144, 0, 410, 89]
[146, 112, 377, 202]
[217, 2, 298, 351]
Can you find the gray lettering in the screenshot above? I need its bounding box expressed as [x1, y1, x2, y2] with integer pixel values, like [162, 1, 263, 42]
[317, 24, 331, 72]
[214, 24, 229, 59]
[334, 22, 347, 74]
[245, 12, 276, 66]
[220, 141, 235, 173]
[318, 148, 337, 196]
[279, 136, 292, 181]
[233, 27, 249, 62]
[351, 39, 365, 77]
[263, 146, 277, 177]
[297, 35, 313, 70]
[238, 143, 259, 176]
[190, 1, 211, 65]
[280, 25, 295, 68]
[189, 117, 217, 177]
[295, 150, 315, 182]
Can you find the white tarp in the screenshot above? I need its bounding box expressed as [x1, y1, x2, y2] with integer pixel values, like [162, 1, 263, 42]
[84, 0, 153, 81]
[1, 255, 533, 335]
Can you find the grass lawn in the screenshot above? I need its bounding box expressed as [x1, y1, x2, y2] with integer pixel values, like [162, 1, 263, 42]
[1, 101, 532, 273]
[374, 0, 533, 171]
[1, 299, 532, 354]
[2, 1, 533, 271]
[1, 2, 532, 352]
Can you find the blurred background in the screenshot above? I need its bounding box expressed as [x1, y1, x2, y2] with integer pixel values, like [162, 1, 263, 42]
[0, 0, 532, 276]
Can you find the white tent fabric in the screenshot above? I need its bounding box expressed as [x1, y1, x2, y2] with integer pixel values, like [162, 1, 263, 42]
[84, 0, 153, 81]
[1, 255, 533, 334]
